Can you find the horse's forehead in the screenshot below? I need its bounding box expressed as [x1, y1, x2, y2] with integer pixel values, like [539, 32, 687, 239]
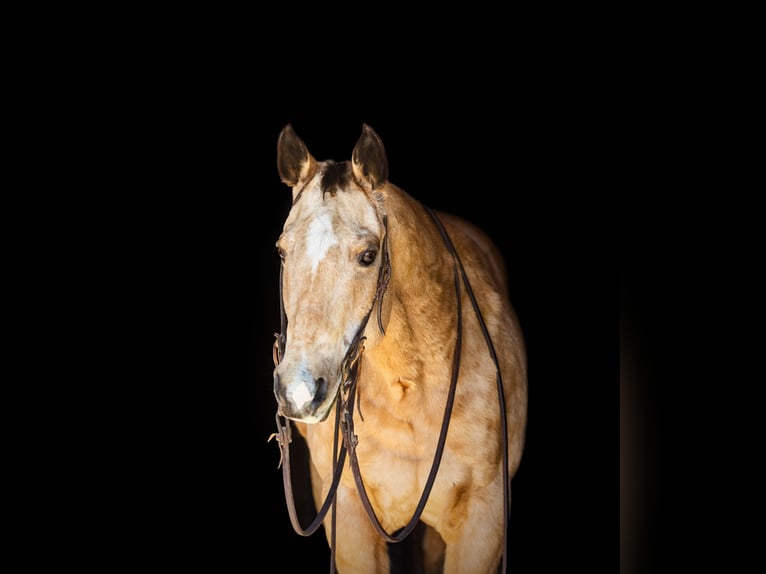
[285, 171, 380, 238]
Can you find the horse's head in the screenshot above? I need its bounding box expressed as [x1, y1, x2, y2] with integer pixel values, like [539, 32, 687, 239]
[273, 123, 391, 423]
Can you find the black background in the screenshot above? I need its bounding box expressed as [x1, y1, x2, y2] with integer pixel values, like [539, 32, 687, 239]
[149, 3, 617, 572]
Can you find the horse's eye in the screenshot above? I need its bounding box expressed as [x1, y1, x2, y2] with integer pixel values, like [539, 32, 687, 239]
[358, 248, 377, 267]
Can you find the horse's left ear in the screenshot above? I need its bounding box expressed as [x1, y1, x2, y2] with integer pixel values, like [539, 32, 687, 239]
[352, 124, 389, 190]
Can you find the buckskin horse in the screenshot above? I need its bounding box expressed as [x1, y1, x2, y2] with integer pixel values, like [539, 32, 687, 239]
[270, 123, 528, 573]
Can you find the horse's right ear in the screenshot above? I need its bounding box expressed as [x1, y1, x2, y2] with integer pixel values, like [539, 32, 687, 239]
[277, 124, 317, 191]
[351, 124, 388, 191]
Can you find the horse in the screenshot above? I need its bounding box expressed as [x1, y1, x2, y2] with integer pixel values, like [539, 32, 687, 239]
[270, 123, 528, 574]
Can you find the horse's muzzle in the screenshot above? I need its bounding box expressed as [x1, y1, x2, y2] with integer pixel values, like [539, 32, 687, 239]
[273, 371, 334, 423]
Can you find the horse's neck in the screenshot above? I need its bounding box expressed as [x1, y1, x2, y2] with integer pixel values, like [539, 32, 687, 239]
[366, 191, 457, 380]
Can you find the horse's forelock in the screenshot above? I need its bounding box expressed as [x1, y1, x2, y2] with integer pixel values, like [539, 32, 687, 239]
[319, 161, 352, 199]
[317, 161, 387, 221]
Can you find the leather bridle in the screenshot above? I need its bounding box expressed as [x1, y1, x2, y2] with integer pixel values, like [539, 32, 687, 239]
[270, 205, 510, 573]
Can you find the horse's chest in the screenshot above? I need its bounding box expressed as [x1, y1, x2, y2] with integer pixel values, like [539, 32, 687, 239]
[351, 449, 422, 520]
[344, 433, 470, 531]
[306, 413, 444, 522]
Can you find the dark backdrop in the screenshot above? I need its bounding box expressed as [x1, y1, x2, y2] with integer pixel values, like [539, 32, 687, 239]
[149, 3, 616, 572]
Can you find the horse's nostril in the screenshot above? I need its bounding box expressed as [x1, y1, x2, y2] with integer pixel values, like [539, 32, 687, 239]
[312, 377, 328, 407]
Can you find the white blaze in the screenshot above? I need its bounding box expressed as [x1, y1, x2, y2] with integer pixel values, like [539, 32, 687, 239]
[305, 212, 338, 274]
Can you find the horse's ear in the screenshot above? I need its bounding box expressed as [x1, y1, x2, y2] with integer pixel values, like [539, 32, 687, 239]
[352, 124, 388, 190]
[277, 124, 317, 190]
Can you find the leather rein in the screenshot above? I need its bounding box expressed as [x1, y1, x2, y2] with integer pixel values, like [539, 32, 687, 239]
[270, 205, 510, 573]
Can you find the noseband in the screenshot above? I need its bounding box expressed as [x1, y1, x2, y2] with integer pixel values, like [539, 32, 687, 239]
[270, 206, 510, 574]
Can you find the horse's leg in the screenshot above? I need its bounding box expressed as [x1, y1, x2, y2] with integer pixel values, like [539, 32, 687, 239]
[440, 475, 507, 574]
[303, 426, 388, 573]
[421, 523, 446, 574]
[321, 484, 390, 574]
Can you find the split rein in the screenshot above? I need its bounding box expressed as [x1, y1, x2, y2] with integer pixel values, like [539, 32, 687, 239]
[270, 206, 510, 573]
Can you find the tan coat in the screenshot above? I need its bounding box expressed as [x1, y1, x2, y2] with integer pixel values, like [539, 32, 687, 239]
[273, 124, 527, 574]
